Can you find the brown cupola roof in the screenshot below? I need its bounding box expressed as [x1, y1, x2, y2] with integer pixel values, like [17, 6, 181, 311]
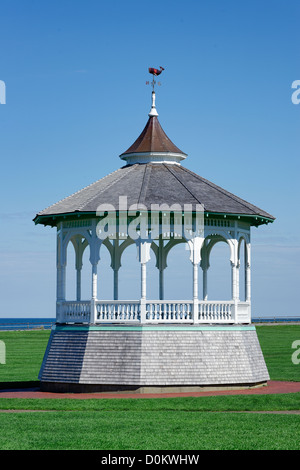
[119, 91, 187, 165]
[121, 115, 186, 156]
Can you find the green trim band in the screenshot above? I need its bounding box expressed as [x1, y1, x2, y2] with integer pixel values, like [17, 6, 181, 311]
[54, 324, 256, 332]
[34, 210, 274, 227]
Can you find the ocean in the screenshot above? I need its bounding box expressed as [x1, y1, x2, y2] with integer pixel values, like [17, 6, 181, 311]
[0, 316, 299, 330]
[0, 318, 55, 330]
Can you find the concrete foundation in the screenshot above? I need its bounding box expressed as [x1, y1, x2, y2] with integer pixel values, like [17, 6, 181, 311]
[39, 324, 270, 393]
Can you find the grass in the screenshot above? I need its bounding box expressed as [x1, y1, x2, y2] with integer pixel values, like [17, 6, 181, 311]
[0, 325, 299, 450]
[256, 324, 300, 381]
[0, 330, 50, 383]
[0, 409, 299, 450]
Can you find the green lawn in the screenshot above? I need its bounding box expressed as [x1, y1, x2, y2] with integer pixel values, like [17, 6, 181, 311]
[0, 325, 299, 450]
[0, 330, 50, 383]
[256, 325, 300, 381]
[0, 409, 299, 450]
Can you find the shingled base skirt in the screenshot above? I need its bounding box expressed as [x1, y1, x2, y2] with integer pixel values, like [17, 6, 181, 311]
[39, 324, 270, 393]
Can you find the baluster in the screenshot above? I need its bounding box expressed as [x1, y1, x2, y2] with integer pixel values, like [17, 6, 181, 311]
[131, 303, 135, 321]
[147, 303, 151, 321]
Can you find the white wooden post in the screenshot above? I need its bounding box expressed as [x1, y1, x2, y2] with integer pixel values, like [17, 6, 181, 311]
[245, 242, 251, 303]
[203, 267, 208, 301]
[187, 236, 204, 324]
[57, 264, 66, 302]
[76, 268, 81, 301]
[141, 263, 147, 300]
[136, 240, 151, 323]
[90, 220, 101, 324]
[92, 263, 97, 300]
[230, 237, 239, 323]
[231, 261, 238, 300]
[72, 235, 87, 302]
[201, 248, 209, 301]
[236, 261, 240, 301]
[56, 224, 66, 323]
[159, 268, 164, 301]
[158, 236, 165, 300]
[114, 269, 119, 300]
[112, 236, 121, 301]
[193, 262, 199, 301]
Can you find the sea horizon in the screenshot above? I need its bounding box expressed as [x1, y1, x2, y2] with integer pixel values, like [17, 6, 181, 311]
[0, 315, 299, 331]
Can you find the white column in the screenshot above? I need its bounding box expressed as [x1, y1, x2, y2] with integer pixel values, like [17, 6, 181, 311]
[91, 264, 97, 300]
[159, 268, 164, 300]
[236, 261, 240, 301]
[244, 241, 250, 303]
[244, 243, 251, 306]
[201, 248, 209, 301]
[90, 220, 101, 323]
[56, 224, 66, 322]
[203, 266, 208, 301]
[158, 236, 165, 301]
[76, 268, 81, 301]
[89, 263, 97, 325]
[114, 269, 119, 301]
[193, 262, 199, 300]
[136, 240, 151, 323]
[231, 261, 238, 301]
[141, 263, 147, 300]
[56, 262, 67, 324]
[187, 236, 204, 324]
[73, 235, 87, 303]
[57, 264, 66, 302]
[245, 262, 251, 302]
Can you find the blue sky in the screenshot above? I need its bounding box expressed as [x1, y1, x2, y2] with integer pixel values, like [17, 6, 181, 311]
[0, 0, 299, 318]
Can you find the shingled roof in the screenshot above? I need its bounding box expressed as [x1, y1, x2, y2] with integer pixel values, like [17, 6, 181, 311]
[34, 163, 275, 227]
[34, 91, 274, 227]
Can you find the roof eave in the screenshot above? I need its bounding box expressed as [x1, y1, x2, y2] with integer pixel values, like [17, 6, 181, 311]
[33, 209, 275, 229]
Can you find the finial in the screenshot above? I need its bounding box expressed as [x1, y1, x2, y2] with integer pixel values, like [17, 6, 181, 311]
[147, 67, 164, 117]
[149, 90, 158, 117]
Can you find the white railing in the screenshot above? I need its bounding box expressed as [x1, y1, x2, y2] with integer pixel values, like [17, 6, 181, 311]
[96, 301, 140, 323]
[198, 301, 234, 323]
[57, 300, 251, 324]
[145, 301, 193, 323]
[60, 301, 91, 323]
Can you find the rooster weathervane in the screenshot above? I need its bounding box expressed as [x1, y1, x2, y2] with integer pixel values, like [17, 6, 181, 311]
[146, 66, 165, 91]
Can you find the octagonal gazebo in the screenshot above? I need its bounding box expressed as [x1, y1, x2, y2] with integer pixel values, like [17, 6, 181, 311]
[35, 88, 274, 393]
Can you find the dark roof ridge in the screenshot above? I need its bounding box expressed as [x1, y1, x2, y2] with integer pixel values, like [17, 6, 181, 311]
[138, 164, 152, 206]
[162, 163, 204, 207]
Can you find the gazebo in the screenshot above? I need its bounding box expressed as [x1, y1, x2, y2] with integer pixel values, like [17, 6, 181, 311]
[35, 84, 274, 393]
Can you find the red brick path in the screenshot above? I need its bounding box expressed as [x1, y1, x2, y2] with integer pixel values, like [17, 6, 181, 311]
[0, 381, 300, 400]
